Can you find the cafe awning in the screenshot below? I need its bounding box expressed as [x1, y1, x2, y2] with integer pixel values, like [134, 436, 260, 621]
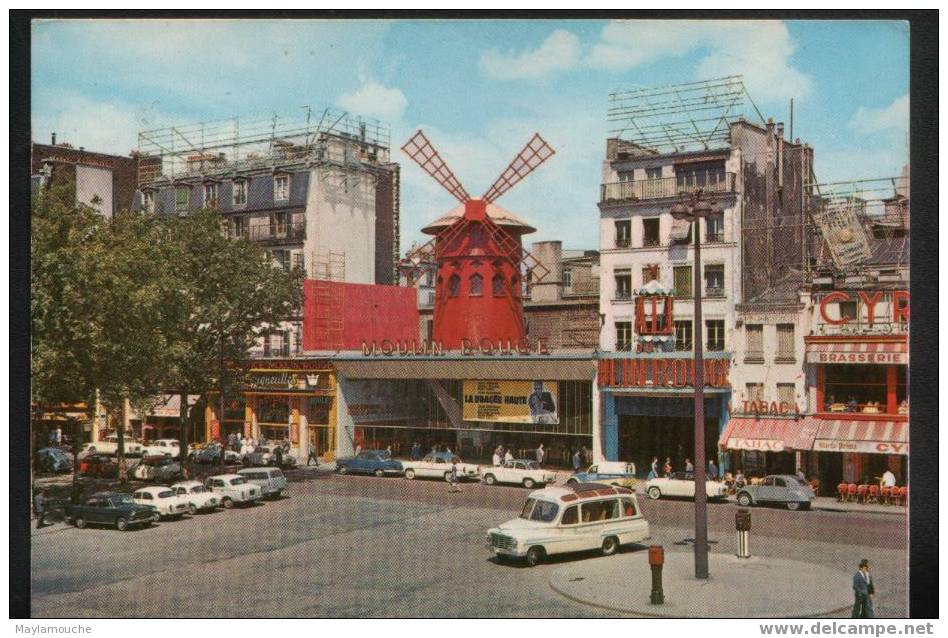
[810, 417, 909, 455]
[719, 417, 820, 453]
[804, 338, 907, 364]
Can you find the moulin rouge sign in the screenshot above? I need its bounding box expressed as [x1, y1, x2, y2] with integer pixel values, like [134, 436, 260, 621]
[598, 357, 730, 389]
[361, 338, 552, 357]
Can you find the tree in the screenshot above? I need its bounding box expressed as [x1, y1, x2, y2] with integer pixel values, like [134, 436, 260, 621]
[160, 208, 304, 473]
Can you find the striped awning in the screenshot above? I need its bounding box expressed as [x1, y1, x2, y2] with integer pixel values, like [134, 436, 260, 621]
[718, 417, 820, 453]
[805, 339, 907, 364]
[810, 418, 908, 455]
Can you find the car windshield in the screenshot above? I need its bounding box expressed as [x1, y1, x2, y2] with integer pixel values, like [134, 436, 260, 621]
[157, 490, 175, 499]
[520, 498, 537, 519]
[190, 486, 207, 493]
[525, 461, 539, 470]
[111, 494, 134, 506]
[529, 500, 559, 523]
[229, 478, 247, 485]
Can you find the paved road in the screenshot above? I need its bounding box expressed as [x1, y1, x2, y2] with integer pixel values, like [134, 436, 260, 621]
[31, 468, 907, 618]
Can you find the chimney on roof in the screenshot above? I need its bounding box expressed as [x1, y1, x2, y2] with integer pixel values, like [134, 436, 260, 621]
[51, 132, 56, 145]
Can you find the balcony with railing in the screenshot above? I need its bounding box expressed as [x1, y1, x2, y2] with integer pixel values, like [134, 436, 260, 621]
[231, 220, 306, 245]
[601, 173, 736, 204]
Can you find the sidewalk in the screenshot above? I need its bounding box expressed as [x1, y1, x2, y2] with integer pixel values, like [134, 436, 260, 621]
[548, 550, 853, 618]
[809, 496, 906, 516]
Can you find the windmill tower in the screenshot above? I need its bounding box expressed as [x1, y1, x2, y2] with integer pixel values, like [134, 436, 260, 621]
[401, 130, 555, 350]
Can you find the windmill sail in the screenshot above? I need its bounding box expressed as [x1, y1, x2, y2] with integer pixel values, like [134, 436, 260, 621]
[483, 133, 555, 203]
[401, 130, 470, 203]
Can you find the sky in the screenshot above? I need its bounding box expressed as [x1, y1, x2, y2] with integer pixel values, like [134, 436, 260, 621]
[31, 18, 910, 252]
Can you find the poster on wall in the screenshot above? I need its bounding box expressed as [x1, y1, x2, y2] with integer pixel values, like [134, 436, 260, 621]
[812, 199, 872, 269]
[463, 380, 559, 424]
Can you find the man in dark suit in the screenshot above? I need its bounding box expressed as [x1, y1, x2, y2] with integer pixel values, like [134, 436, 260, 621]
[851, 559, 875, 618]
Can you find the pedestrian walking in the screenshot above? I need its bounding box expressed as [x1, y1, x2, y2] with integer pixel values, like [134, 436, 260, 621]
[795, 467, 807, 483]
[663, 457, 672, 477]
[504, 448, 514, 463]
[572, 449, 582, 474]
[685, 458, 694, 473]
[708, 458, 718, 480]
[385, 445, 393, 458]
[306, 443, 319, 466]
[449, 463, 462, 493]
[535, 443, 545, 468]
[492, 447, 502, 467]
[355, 443, 362, 456]
[33, 489, 49, 529]
[851, 559, 875, 618]
[273, 444, 284, 468]
[444, 445, 452, 455]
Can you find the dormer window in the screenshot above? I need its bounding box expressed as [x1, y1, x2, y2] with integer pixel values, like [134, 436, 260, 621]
[233, 179, 248, 207]
[273, 174, 290, 202]
[203, 182, 219, 208]
[175, 186, 190, 214]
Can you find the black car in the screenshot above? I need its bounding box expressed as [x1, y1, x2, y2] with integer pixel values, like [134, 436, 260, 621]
[64, 491, 155, 531]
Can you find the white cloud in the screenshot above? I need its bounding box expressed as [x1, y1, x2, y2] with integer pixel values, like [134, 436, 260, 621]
[478, 29, 582, 80]
[588, 20, 812, 102]
[337, 81, 408, 121]
[849, 94, 909, 135]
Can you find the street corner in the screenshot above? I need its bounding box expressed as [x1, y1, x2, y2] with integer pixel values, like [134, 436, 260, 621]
[548, 550, 854, 618]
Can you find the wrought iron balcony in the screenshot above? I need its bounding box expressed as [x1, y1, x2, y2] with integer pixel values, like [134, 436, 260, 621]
[705, 231, 725, 243]
[601, 173, 736, 204]
[230, 221, 306, 244]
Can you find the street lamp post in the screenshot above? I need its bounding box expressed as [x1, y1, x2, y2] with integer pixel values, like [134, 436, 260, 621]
[670, 188, 722, 580]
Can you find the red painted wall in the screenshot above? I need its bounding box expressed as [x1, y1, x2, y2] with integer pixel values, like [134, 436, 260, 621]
[303, 280, 419, 350]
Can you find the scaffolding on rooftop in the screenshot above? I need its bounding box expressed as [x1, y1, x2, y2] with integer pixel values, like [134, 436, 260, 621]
[607, 75, 765, 154]
[137, 106, 392, 185]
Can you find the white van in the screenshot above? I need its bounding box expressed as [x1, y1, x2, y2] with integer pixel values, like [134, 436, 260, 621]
[486, 483, 650, 567]
[237, 467, 288, 499]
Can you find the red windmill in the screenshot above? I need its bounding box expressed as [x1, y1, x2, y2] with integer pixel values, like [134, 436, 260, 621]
[401, 130, 555, 350]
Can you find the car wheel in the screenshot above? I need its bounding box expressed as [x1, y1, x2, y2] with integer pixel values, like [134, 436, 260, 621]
[524, 546, 544, 568]
[484, 474, 496, 486]
[523, 478, 536, 489]
[405, 469, 416, 480]
[188, 504, 198, 516]
[601, 536, 619, 556]
[222, 497, 234, 509]
[566, 477, 578, 485]
[337, 465, 349, 475]
[737, 492, 753, 507]
[116, 517, 128, 531]
[647, 486, 662, 500]
[75, 517, 87, 529]
[374, 469, 385, 478]
[786, 501, 801, 511]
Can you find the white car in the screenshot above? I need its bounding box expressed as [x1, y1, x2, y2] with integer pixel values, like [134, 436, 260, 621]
[237, 467, 288, 499]
[132, 486, 190, 520]
[402, 452, 479, 481]
[141, 438, 181, 457]
[480, 459, 556, 489]
[644, 471, 729, 501]
[487, 484, 650, 566]
[170, 480, 221, 514]
[81, 435, 144, 457]
[203, 473, 262, 508]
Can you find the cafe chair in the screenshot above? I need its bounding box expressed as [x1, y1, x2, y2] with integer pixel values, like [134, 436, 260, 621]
[837, 483, 848, 502]
[846, 483, 858, 503]
[856, 484, 868, 503]
[880, 486, 892, 505]
[867, 484, 880, 504]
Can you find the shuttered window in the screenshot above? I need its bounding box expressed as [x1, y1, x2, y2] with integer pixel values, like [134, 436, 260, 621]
[744, 325, 763, 362]
[746, 383, 764, 403]
[776, 324, 795, 361]
[777, 383, 795, 406]
[673, 266, 692, 298]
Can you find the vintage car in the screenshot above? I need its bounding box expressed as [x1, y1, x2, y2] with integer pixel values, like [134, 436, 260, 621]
[644, 472, 729, 501]
[487, 483, 650, 566]
[203, 474, 262, 508]
[335, 450, 404, 477]
[401, 452, 479, 481]
[141, 439, 180, 457]
[80, 435, 144, 458]
[189, 442, 240, 465]
[237, 467, 288, 499]
[480, 459, 557, 489]
[132, 486, 190, 520]
[36, 447, 73, 473]
[735, 474, 816, 511]
[567, 461, 637, 489]
[242, 446, 295, 468]
[131, 455, 183, 482]
[79, 454, 119, 478]
[64, 491, 155, 531]
[170, 480, 220, 514]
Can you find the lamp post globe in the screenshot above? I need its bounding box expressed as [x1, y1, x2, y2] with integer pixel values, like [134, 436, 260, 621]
[670, 201, 691, 220]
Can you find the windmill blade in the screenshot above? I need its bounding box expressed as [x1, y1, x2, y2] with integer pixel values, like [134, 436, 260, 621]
[401, 130, 470, 203]
[477, 214, 551, 283]
[482, 133, 555, 203]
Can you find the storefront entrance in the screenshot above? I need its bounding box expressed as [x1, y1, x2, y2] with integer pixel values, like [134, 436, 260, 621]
[618, 414, 719, 475]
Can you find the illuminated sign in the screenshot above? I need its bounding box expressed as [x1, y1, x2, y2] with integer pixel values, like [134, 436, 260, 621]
[361, 339, 551, 357]
[817, 291, 909, 327]
[812, 200, 872, 268]
[245, 372, 330, 391]
[598, 358, 730, 389]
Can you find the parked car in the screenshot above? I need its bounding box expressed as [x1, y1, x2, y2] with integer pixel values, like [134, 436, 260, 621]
[79, 454, 119, 478]
[402, 452, 479, 481]
[141, 439, 180, 457]
[237, 467, 288, 499]
[567, 461, 637, 489]
[132, 486, 190, 520]
[131, 455, 183, 482]
[487, 483, 650, 567]
[335, 450, 404, 477]
[241, 446, 295, 468]
[480, 459, 556, 489]
[80, 435, 144, 457]
[203, 474, 262, 508]
[735, 474, 816, 511]
[170, 480, 221, 514]
[64, 491, 155, 531]
[189, 442, 240, 465]
[644, 472, 729, 501]
[36, 447, 73, 473]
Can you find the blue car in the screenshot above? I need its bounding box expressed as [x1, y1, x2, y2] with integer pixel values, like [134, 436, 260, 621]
[566, 461, 638, 488]
[336, 450, 404, 477]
